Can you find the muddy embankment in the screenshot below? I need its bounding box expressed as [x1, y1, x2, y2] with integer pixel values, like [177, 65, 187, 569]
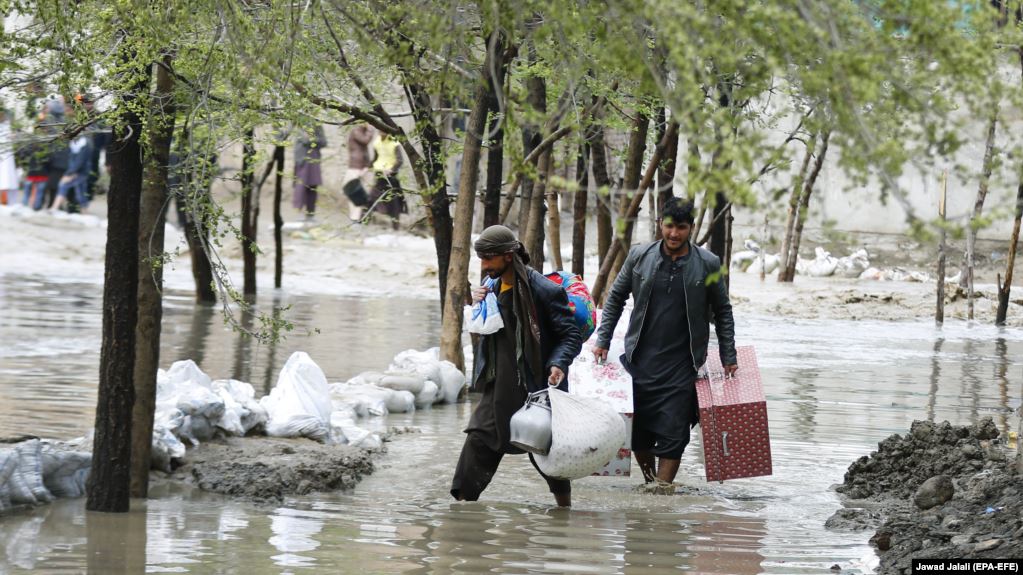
[827, 418, 1022, 574]
[161, 428, 420, 503]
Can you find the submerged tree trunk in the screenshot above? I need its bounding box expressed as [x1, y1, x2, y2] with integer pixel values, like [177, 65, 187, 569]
[439, 65, 493, 372]
[967, 114, 998, 320]
[87, 61, 147, 513]
[996, 179, 1022, 325]
[240, 129, 257, 296]
[572, 141, 589, 277]
[778, 135, 816, 282]
[936, 171, 948, 324]
[588, 123, 613, 267]
[131, 60, 175, 499]
[781, 130, 830, 283]
[273, 145, 285, 289]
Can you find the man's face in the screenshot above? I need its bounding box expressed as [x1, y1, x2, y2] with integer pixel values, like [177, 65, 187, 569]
[660, 217, 692, 251]
[479, 253, 513, 279]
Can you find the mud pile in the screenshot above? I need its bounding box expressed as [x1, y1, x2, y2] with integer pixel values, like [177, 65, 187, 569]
[168, 436, 377, 503]
[828, 419, 1022, 574]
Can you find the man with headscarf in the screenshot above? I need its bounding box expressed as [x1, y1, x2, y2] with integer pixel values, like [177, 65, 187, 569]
[451, 225, 582, 507]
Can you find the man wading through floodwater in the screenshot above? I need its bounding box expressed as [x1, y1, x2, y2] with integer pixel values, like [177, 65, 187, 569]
[451, 225, 582, 507]
[594, 198, 737, 494]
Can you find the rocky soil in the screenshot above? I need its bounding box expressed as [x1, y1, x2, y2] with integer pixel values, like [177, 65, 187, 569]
[826, 419, 1022, 574]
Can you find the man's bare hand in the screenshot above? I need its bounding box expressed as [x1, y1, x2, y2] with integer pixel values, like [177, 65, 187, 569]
[471, 285, 489, 304]
[592, 347, 608, 364]
[548, 366, 565, 386]
[723, 364, 738, 378]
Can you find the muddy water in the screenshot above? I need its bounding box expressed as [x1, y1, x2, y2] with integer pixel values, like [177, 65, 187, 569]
[1, 273, 1021, 574]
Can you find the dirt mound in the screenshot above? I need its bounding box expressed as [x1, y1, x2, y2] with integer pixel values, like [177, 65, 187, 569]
[169, 436, 376, 503]
[828, 418, 1022, 574]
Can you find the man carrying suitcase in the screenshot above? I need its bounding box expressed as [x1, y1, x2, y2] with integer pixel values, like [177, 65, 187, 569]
[593, 197, 737, 493]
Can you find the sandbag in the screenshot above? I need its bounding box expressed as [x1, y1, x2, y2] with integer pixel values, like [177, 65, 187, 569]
[150, 422, 186, 473]
[5, 440, 55, 505]
[389, 349, 443, 388]
[329, 412, 382, 449]
[39, 442, 90, 498]
[0, 448, 18, 512]
[437, 360, 466, 404]
[533, 388, 626, 480]
[212, 379, 268, 435]
[260, 352, 334, 442]
[414, 379, 439, 408]
[376, 373, 427, 395]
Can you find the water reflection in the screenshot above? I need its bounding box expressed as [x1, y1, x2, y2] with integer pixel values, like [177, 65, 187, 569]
[926, 338, 944, 422]
[269, 508, 323, 568]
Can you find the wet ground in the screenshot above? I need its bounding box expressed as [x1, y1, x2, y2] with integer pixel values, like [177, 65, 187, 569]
[1, 272, 1021, 574]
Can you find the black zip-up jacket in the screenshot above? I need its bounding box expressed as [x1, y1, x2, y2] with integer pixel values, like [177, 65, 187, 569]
[472, 268, 583, 393]
[596, 241, 737, 370]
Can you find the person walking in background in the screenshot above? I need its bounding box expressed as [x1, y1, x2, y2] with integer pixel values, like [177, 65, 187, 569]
[18, 127, 50, 209]
[49, 133, 93, 213]
[292, 124, 326, 222]
[38, 98, 68, 210]
[368, 132, 405, 230]
[0, 108, 17, 205]
[343, 123, 374, 221]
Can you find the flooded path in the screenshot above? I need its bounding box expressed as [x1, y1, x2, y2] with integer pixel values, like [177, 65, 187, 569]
[1, 273, 1020, 574]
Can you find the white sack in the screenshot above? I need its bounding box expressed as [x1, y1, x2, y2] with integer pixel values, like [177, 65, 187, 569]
[376, 373, 427, 395]
[414, 380, 439, 408]
[212, 379, 268, 435]
[534, 388, 626, 480]
[39, 442, 90, 499]
[389, 348, 443, 388]
[746, 253, 780, 275]
[437, 360, 466, 404]
[836, 248, 870, 278]
[329, 412, 382, 449]
[806, 247, 839, 277]
[260, 352, 333, 442]
[3, 440, 55, 505]
[0, 448, 18, 512]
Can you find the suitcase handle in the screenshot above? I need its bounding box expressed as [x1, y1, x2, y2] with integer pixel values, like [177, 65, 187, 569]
[722, 431, 730, 457]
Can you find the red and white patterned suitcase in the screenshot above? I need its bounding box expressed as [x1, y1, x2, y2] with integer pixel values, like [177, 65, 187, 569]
[696, 346, 772, 482]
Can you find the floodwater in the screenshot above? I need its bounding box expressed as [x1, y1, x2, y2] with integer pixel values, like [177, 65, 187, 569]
[1, 272, 1021, 574]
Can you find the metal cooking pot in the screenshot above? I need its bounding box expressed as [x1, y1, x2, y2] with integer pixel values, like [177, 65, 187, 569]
[509, 389, 552, 455]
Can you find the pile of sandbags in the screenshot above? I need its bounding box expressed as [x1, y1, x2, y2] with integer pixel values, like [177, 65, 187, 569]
[154, 360, 268, 448]
[0, 438, 92, 512]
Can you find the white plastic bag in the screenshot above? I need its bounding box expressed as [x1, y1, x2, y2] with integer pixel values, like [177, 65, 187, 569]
[467, 278, 504, 335]
[534, 388, 627, 480]
[437, 360, 466, 404]
[260, 352, 334, 442]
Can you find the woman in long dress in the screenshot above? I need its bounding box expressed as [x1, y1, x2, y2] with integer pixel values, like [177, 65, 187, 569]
[292, 125, 326, 221]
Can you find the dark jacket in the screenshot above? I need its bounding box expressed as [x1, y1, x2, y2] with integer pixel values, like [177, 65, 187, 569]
[596, 240, 737, 370]
[472, 268, 583, 393]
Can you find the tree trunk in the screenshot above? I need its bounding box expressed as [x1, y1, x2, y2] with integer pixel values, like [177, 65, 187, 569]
[181, 148, 216, 303]
[588, 123, 613, 267]
[996, 178, 1022, 325]
[406, 81, 452, 309]
[708, 191, 729, 263]
[273, 144, 285, 289]
[778, 135, 816, 282]
[131, 59, 175, 499]
[546, 151, 563, 270]
[439, 71, 492, 372]
[781, 130, 831, 283]
[591, 122, 679, 305]
[524, 148, 551, 266]
[967, 114, 998, 320]
[482, 38, 507, 229]
[240, 129, 257, 296]
[936, 171, 948, 324]
[656, 108, 678, 239]
[519, 69, 546, 251]
[606, 113, 649, 285]
[87, 63, 147, 513]
[571, 141, 589, 277]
